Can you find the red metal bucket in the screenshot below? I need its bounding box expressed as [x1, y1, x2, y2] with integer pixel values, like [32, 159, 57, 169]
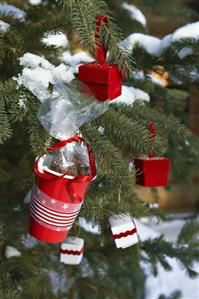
[29, 136, 96, 243]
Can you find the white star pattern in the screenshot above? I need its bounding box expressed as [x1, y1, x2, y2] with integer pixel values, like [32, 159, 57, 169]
[62, 204, 69, 210]
[56, 228, 61, 231]
[42, 200, 46, 204]
[51, 199, 56, 205]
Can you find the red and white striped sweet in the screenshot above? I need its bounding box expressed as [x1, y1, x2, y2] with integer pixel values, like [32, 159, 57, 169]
[109, 214, 138, 249]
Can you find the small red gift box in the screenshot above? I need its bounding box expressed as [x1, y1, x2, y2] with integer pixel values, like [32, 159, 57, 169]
[78, 15, 122, 101]
[134, 122, 171, 187]
[78, 63, 122, 101]
[28, 136, 97, 243]
[134, 157, 170, 187]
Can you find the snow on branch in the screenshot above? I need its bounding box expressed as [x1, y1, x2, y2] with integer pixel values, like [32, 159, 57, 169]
[121, 2, 147, 27]
[121, 33, 162, 57]
[122, 21, 199, 58]
[42, 32, 68, 48]
[111, 85, 150, 106]
[0, 3, 26, 21]
[0, 20, 10, 32]
[16, 53, 74, 102]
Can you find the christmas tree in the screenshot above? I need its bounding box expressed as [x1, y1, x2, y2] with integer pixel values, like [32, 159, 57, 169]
[0, 1, 199, 298]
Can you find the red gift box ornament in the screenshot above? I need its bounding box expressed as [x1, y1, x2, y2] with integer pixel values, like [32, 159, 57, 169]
[78, 15, 123, 101]
[134, 122, 170, 187]
[28, 136, 97, 243]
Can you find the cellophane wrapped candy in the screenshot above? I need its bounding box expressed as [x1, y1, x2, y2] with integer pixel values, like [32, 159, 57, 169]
[38, 81, 108, 140]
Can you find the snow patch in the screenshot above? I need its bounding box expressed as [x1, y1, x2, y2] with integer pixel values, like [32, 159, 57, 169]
[135, 217, 199, 299]
[28, 0, 42, 5]
[161, 22, 199, 52]
[177, 47, 193, 59]
[5, 246, 21, 258]
[18, 96, 27, 109]
[0, 3, 26, 21]
[24, 189, 32, 204]
[48, 270, 66, 295]
[121, 33, 162, 56]
[98, 126, 104, 135]
[61, 50, 94, 67]
[123, 21, 199, 58]
[21, 234, 38, 248]
[0, 20, 9, 32]
[78, 217, 101, 235]
[173, 21, 199, 42]
[121, 2, 146, 26]
[134, 219, 160, 241]
[19, 53, 53, 69]
[161, 34, 173, 51]
[42, 32, 68, 48]
[149, 202, 159, 209]
[13, 205, 21, 212]
[128, 162, 134, 172]
[17, 53, 74, 102]
[111, 85, 150, 106]
[132, 70, 145, 81]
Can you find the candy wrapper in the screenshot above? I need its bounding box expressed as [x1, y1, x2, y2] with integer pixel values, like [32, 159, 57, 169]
[38, 81, 109, 140]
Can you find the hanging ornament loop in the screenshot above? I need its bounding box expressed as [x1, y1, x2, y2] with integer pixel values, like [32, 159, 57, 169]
[95, 15, 109, 64]
[149, 122, 156, 158]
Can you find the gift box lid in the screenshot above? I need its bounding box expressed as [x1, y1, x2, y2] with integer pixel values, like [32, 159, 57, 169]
[78, 62, 122, 85]
[134, 157, 170, 173]
[61, 237, 84, 251]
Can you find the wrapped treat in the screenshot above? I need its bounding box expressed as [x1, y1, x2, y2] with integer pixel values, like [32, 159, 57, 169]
[42, 141, 90, 178]
[38, 81, 108, 140]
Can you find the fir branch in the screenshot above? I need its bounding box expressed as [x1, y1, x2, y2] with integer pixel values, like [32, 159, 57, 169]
[59, 0, 134, 75]
[0, 32, 5, 64]
[158, 291, 182, 299]
[178, 221, 199, 244]
[0, 80, 17, 103]
[81, 123, 135, 199]
[60, 0, 96, 54]
[101, 24, 134, 76]
[115, 102, 192, 142]
[95, 108, 165, 156]
[142, 236, 199, 277]
[0, 98, 12, 143]
[27, 99, 52, 156]
[0, 289, 20, 299]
